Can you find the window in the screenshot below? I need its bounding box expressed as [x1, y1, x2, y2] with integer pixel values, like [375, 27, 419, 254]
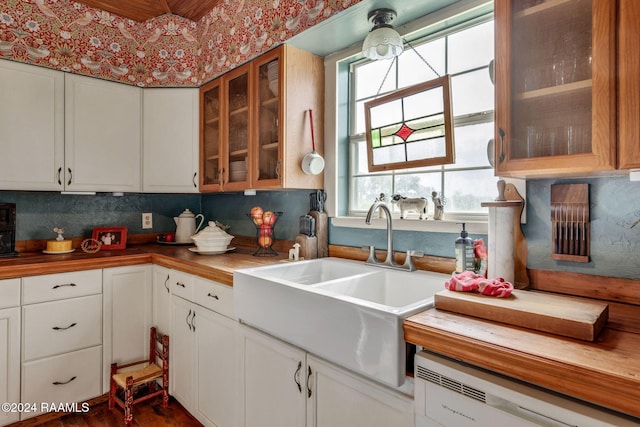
[348, 18, 497, 220]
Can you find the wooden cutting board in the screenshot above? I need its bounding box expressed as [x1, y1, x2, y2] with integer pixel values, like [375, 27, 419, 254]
[434, 289, 609, 341]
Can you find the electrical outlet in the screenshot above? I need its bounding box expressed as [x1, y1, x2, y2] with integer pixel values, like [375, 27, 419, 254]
[142, 213, 153, 229]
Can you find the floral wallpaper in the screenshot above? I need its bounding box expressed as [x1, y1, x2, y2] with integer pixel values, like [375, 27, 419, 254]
[0, 0, 362, 87]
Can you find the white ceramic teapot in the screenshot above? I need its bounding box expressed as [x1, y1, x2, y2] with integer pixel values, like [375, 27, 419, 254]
[174, 209, 204, 243]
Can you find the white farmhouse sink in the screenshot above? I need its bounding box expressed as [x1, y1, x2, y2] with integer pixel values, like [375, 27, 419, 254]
[234, 257, 449, 387]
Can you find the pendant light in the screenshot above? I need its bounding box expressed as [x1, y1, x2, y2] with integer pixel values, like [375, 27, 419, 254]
[362, 8, 403, 60]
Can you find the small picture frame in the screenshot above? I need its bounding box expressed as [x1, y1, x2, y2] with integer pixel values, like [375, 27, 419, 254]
[92, 226, 128, 250]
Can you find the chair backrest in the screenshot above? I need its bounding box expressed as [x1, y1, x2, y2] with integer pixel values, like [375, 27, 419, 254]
[149, 326, 169, 369]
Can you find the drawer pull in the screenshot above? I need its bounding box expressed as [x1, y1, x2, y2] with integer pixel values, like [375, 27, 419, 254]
[176, 282, 186, 288]
[53, 376, 76, 386]
[52, 322, 77, 331]
[207, 292, 219, 300]
[52, 283, 77, 289]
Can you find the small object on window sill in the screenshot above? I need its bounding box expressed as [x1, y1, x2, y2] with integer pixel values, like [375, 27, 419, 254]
[432, 191, 445, 220]
[390, 194, 428, 220]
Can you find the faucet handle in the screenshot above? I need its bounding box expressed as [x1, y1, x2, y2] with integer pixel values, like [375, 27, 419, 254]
[362, 245, 379, 264]
[402, 250, 423, 271]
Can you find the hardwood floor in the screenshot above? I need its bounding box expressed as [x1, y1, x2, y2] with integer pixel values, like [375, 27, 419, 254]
[9, 396, 203, 427]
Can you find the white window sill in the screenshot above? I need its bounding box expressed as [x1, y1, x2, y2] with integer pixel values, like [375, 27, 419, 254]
[331, 216, 488, 234]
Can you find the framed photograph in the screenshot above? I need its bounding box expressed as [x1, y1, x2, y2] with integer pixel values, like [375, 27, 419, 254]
[92, 226, 128, 250]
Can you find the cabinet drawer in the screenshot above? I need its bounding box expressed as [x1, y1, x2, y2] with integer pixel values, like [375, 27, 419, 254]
[170, 270, 194, 301]
[23, 294, 102, 361]
[21, 346, 102, 419]
[0, 278, 20, 308]
[194, 277, 234, 319]
[23, 270, 101, 304]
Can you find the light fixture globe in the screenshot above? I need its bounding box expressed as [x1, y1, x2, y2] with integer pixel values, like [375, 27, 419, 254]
[362, 8, 403, 60]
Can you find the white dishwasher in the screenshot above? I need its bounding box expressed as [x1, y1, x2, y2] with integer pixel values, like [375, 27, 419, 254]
[414, 351, 638, 427]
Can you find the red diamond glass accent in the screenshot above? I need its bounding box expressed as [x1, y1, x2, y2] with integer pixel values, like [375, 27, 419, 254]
[394, 123, 415, 142]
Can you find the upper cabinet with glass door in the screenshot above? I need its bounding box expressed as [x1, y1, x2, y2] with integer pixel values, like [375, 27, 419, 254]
[199, 44, 324, 192]
[200, 78, 222, 191]
[494, 0, 616, 177]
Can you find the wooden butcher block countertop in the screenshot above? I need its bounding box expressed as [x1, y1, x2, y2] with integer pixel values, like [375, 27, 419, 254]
[404, 279, 640, 419]
[0, 243, 288, 285]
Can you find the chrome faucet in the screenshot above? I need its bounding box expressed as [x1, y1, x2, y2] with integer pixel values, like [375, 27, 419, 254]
[364, 200, 422, 271]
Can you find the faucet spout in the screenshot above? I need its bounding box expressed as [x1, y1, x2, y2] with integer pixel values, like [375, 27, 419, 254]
[365, 201, 396, 266]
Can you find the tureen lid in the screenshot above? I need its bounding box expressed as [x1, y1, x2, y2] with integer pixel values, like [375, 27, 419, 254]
[191, 221, 233, 240]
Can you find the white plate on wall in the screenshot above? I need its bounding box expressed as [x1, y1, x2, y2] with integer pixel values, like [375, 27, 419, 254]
[188, 247, 236, 255]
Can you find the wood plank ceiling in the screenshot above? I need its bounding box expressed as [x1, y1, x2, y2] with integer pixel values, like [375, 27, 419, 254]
[74, 0, 222, 22]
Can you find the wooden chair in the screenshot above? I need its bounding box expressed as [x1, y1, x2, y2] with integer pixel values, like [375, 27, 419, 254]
[109, 327, 169, 426]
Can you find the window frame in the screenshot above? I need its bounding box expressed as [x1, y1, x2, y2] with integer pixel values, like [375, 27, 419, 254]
[347, 15, 496, 222]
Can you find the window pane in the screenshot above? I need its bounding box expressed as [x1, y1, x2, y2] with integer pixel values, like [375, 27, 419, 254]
[451, 69, 494, 116]
[451, 122, 494, 168]
[351, 175, 393, 211]
[444, 169, 498, 213]
[448, 21, 494, 74]
[355, 60, 397, 99]
[398, 39, 445, 88]
[393, 173, 441, 216]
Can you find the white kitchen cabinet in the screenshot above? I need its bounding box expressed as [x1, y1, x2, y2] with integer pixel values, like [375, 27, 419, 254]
[143, 88, 200, 193]
[0, 278, 20, 427]
[237, 325, 413, 427]
[170, 272, 237, 427]
[102, 265, 152, 393]
[306, 355, 413, 427]
[21, 271, 103, 419]
[65, 73, 141, 192]
[0, 60, 64, 191]
[152, 265, 172, 336]
[238, 324, 306, 427]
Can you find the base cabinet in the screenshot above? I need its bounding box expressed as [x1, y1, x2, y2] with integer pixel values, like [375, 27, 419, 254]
[102, 265, 153, 393]
[170, 272, 237, 427]
[306, 355, 414, 427]
[152, 265, 172, 336]
[0, 306, 20, 427]
[238, 324, 306, 427]
[21, 271, 103, 419]
[237, 325, 414, 427]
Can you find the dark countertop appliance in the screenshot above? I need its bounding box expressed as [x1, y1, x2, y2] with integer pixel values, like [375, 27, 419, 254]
[0, 203, 18, 257]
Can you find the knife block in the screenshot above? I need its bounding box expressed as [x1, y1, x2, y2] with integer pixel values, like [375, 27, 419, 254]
[550, 183, 589, 262]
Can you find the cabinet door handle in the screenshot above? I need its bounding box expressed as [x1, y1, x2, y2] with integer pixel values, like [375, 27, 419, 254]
[57, 167, 62, 185]
[176, 282, 186, 288]
[192, 172, 197, 188]
[498, 128, 506, 163]
[207, 292, 219, 300]
[67, 167, 72, 186]
[164, 275, 170, 293]
[294, 361, 302, 393]
[191, 311, 196, 332]
[275, 160, 281, 180]
[186, 309, 192, 331]
[52, 283, 77, 289]
[53, 376, 76, 386]
[306, 365, 313, 398]
[52, 322, 77, 331]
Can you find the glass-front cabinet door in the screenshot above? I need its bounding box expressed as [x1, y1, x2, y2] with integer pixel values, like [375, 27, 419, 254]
[494, 0, 615, 177]
[200, 79, 222, 191]
[253, 49, 281, 188]
[224, 65, 251, 191]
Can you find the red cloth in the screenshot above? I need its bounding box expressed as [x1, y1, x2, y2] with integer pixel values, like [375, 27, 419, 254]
[445, 271, 514, 298]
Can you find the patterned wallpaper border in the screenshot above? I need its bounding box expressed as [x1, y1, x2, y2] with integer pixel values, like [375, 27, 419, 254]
[0, 0, 362, 87]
